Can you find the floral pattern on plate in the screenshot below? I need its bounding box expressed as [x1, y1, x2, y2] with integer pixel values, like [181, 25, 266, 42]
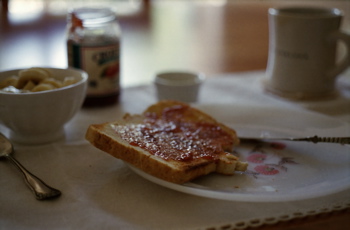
[234, 141, 298, 178]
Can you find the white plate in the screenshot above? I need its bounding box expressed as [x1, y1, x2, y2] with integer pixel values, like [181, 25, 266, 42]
[127, 104, 350, 202]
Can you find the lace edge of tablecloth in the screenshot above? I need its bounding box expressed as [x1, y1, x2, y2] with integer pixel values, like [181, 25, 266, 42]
[204, 201, 350, 230]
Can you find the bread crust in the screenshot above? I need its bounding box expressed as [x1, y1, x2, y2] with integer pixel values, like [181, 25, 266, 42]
[85, 100, 247, 184]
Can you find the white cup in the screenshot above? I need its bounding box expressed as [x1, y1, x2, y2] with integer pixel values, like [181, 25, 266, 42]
[154, 71, 205, 103]
[264, 7, 350, 100]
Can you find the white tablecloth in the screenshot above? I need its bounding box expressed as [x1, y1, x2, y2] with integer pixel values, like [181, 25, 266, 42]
[1, 71, 349, 230]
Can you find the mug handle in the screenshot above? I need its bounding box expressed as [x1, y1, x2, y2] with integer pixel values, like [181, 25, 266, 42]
[328, 31, 350, 78]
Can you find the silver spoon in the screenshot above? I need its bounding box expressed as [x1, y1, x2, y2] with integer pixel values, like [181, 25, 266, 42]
[0, 133, 61, 200]
[239, 135, 350, 145]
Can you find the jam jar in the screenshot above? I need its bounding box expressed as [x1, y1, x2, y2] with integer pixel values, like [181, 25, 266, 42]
[67, 7, 121, 107]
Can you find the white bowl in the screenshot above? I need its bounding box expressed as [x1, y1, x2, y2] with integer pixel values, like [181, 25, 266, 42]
[0, 67, 87, 144]
[154, 71, 205, 103]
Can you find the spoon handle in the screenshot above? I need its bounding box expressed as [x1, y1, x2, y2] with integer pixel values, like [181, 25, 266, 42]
[6, 155, 61, 200]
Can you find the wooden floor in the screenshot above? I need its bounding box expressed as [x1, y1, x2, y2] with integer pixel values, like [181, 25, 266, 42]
[1, 0, 348, 87]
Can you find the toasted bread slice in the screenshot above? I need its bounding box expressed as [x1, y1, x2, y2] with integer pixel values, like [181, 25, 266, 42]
[86, 100, 247, 184]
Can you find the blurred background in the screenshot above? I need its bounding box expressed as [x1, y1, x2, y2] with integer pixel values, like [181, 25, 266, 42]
[1, 0, 349, 87]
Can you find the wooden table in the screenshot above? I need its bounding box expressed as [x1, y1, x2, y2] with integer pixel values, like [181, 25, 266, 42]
[2, 0, 348, 87]
[1, 1, 349, 229]
[1, 0, 270, 86]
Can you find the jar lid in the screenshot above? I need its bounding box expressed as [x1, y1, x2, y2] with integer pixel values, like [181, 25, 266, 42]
[69, 7, 116, 25]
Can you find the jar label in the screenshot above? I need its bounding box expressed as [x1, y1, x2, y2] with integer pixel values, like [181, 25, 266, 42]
[67, 41, 120, 96]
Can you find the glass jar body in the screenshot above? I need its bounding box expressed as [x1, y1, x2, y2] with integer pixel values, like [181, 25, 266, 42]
[67, 8, 121, 107]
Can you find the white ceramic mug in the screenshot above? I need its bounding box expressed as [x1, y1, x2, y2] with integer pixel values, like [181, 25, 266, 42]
[265, 7, 350, 100]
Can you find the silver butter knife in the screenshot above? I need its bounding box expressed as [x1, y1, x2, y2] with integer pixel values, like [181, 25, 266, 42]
[239, 135, 350, 145]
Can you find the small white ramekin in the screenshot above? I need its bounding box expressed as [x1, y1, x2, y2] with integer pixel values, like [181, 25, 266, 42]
[154, 71, 205, 103]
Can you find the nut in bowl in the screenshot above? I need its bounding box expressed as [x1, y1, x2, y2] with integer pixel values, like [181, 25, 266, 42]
[0, 67, 88, 144]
